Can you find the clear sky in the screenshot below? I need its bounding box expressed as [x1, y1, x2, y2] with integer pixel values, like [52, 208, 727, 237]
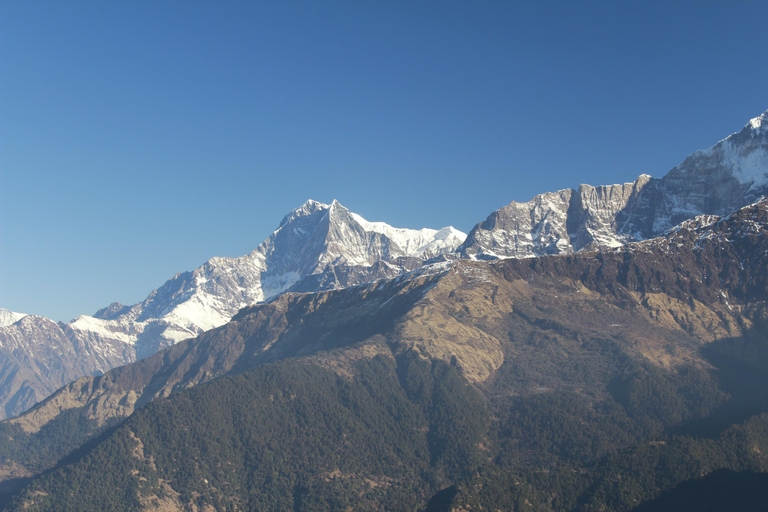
[1, 1, 767, 322]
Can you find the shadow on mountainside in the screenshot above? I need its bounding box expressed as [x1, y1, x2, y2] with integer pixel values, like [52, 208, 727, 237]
[667, 321, 768, 438]
[631, 469, 768, 512]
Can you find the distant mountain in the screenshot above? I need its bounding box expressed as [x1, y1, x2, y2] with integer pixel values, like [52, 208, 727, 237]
[0, 309, 26, 327]
[1, 108, 766, 425]
[68, 199, 464, 362]
[3, 198, 768, 511]
[0, 314, 121, 424]
[0, 201, 464, 419]
[459, 109, 768, 259]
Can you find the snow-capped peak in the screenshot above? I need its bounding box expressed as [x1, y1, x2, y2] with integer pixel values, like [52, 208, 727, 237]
[433, 226, 465, 241]
[57, 198, 466, 368]
[669, 108, 768, 195]
[301, 198, 328, 209]
[0, 308, 27, 327]
[349, 211, 466, 258]
[748, 110, 768, 132]
[278, 199, 330, 227]
[274, 199, 466, 260]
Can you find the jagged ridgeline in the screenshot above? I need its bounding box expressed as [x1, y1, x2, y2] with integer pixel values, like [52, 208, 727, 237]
[3, 199, 768, 510]
[1, 109, 766, 425]
[0, 201, 466, 420]
[459, 110, 768, 259]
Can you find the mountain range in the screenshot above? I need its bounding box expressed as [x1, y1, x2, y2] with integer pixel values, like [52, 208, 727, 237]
[3, 192, 768, 511]
[0, 110, 765, 422]
[459, 110, 768, 259]
[0, 202, 465, 419]
[0, 108, 767, 510]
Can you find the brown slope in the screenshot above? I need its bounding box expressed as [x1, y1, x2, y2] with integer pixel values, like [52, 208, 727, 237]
[7, 266, 449, 435]
[381, 200, 768, 404]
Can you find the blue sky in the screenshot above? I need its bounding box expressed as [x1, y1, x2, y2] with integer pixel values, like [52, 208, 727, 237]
[1, 1, 767, 322]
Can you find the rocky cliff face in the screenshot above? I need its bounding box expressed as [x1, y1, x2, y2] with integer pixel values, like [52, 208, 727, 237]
[457, 178, 652, 260]
[460, 110, 768, 259]
[0, 201, 464, 419]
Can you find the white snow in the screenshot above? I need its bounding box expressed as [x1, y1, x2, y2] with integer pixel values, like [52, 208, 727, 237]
[260, 270, 300, 297]
[749, 111, 768, 131]
[723, 142, 768, 190]
[0, 308, 27, 327]
[69, 315, 140, 345]
[161, 294, 232, 332]
[350, 211, 466, 257]
[687, 110, 768, 190]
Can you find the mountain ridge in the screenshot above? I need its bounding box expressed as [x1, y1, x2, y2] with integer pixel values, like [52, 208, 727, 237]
[459, 109, 768, 259]
[0, 202, 465, 419]
[3, 198, 768, 510]
[1, 108, 767, 422]
[10, 198, 768, 436]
